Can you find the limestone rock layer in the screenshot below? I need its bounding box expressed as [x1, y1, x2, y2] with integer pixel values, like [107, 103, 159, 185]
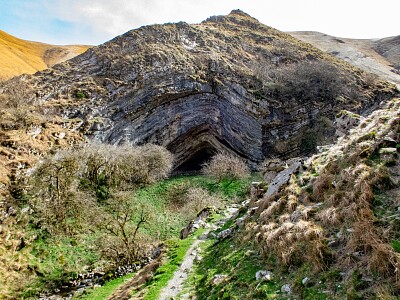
[17, 10, 397, 171]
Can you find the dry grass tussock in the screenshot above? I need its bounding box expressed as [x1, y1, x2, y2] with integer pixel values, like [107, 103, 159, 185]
[250, 98, 400, 296]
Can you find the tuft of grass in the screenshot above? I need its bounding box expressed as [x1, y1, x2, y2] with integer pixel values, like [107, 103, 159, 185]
[391, 240, 400, 253]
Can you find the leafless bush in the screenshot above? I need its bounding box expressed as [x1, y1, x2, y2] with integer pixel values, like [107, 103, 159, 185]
[363, 72, 379, 87]
[180, 187, 223, 220]
[166, 181, 192, 206]
[28, 143, 173, 233]
[95, 192, 151, 264]
[29, 151, 93, 234]
[0, 79, 39, 130]
[202, 152, 250, 182]
[78, 143, 173, 196]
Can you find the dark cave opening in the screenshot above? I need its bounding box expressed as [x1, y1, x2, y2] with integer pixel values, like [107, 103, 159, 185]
[174, 147, 216, 175]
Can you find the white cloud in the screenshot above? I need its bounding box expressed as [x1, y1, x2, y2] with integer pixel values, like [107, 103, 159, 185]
[10, 0, 400, 44]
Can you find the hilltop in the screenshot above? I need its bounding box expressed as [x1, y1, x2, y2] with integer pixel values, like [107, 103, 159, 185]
[0, 30, 90, 79]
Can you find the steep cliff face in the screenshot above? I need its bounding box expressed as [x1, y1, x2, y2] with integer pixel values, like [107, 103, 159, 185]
[16, 10, 397, 171]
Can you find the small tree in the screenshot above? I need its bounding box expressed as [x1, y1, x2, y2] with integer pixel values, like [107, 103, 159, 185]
[29, 151, 87, 233]
[202, 152, 250, 183]
[95, 192, 150, 264]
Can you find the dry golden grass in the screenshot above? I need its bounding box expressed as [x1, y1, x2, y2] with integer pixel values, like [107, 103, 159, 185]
[249, 98, 400, 296]
[0, 30, 90, 79]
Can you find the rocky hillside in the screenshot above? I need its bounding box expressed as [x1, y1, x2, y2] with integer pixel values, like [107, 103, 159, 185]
[290, 31, 400, 86]
[4, 10, 396, 177]
[0, 30, 90, 79]
[241, 97, 400, 298]
[173, 97, 400, 299]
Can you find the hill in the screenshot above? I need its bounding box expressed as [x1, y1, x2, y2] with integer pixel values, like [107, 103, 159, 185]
[3, 10, 396, 176]
[0, 30, 90, 79]
[0, 10, 399, 298]
[290, 31, 400, 87]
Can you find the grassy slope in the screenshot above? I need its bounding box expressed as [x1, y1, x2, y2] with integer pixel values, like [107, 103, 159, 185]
[0, 30, 89, 79]
[186, 220, 283, 299]
[182, 98, 400, 299]
[77, 273, 136, 300]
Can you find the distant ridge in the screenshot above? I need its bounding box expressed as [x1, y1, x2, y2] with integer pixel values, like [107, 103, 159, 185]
[0, 30, 90, 79]
[289, 31, 400, 86]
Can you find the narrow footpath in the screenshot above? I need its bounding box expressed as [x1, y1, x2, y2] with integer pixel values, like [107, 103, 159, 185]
[158, 204, 241, 300]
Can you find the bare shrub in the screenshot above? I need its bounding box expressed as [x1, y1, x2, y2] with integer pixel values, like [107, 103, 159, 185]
[95, 192, 151, 265]
[202, 152, 250, 182]
[29, 151, 92, 234]
[180, 187, 223, 220]
[269, 61, 345, 102]
[29, 143, 173, 233]
[0, 79, 39, 130]
[166, 181, 192, 206]
[78, 143, 173, 198]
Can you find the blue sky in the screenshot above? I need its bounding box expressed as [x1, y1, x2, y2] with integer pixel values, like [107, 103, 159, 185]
[1, 0, 399, 45]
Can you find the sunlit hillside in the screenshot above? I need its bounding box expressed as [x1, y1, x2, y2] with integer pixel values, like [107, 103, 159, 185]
[0, 30, 90, 79]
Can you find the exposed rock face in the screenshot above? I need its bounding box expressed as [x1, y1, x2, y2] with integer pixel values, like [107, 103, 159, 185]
[334, 110, 363, 137]
[13, 10, 397, 171]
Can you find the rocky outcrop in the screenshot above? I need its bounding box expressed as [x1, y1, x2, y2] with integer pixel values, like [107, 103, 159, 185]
[9, 10, 397, 172]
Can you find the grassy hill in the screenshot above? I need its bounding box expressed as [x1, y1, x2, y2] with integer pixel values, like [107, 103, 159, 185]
[0, 30, 90, 79]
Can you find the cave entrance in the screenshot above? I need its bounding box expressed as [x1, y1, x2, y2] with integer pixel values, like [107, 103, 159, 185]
[174, 147, 216, 175]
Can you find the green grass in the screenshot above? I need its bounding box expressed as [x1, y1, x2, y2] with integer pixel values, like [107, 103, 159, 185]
[19, 174, 255, 298]
[134, 175, 255, 240]
[74, 272, 135, 300]
[23, 234, 100, 297]
[391, 240, 400, 253]
[185, 233, 282, 299]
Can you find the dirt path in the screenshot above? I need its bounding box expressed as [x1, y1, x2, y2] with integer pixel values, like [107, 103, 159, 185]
[157, 233, 208, 300]
[158, 205, 240, 300]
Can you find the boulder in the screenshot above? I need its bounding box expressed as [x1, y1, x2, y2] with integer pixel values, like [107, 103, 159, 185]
[265, 161, 302, 198]
[335, 110, 363, 137]
[210, 274, 228, 285]
[180, 207, 215, 239]
[255, 270, 273, 281]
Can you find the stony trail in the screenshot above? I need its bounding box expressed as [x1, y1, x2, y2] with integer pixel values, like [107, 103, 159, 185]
[157, 204, 241, 300]
[158, 232, 208, 300]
